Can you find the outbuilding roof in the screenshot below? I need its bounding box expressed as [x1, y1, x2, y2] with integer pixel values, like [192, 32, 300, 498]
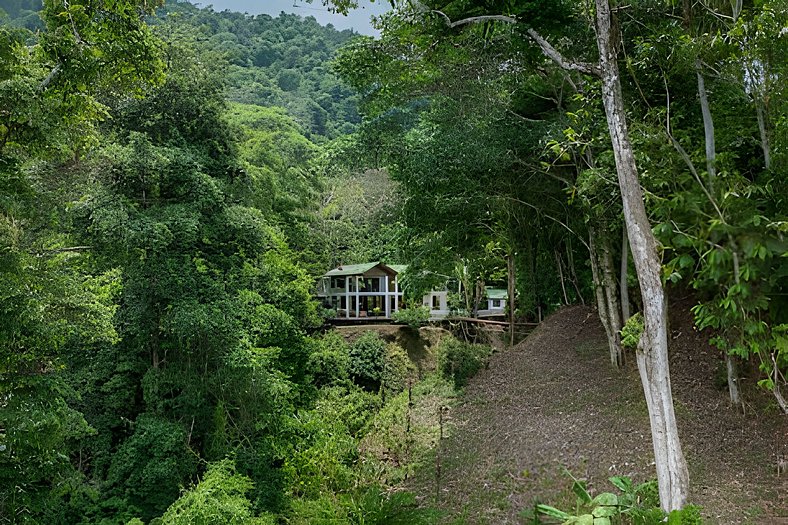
[485, 287, 508, 300]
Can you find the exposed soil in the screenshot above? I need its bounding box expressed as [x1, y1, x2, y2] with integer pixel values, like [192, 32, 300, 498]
[408, 302, 788, 524]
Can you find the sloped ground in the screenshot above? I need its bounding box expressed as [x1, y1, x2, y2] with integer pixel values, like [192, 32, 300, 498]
[408, 304, 788, 524]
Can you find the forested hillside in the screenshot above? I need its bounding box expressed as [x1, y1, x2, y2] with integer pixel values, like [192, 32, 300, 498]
[1, 0, 786, 523]
[152, 1, 361, 139]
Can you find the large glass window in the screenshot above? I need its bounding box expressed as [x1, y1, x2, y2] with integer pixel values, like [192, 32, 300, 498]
[492, 299, 501, 308]
[360, 277, 381, 292]
[330, 276, 346, 289]
[432, 295, 440, 310]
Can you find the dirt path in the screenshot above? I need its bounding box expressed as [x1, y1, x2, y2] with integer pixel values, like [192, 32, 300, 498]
[410, 305, 787, 524]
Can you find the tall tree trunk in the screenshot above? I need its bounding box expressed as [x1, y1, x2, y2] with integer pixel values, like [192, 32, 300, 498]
[507, 252, 516, 347]
[472, 279, 484, 318]
[696, 60, 716, 188]
[599, 233, 624, 367]
[595, 0, 689, 510]
[698, 60, 743, 409]
[589, 226, 621, 367]
[727, 251, 743, 408]
[526, 236, 539, 321]
[756, 102, 771, 170]
[566, 239, 585, 305]
[555, 249, 569, 305]
[620, 227, 631, 321]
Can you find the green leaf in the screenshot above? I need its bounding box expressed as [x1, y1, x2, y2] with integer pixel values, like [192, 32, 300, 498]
[608, 476, 631, 492]
[591, 492, 618, 507]
[573, 480, 592, 504]
[535, 504, 572, 520]
[593, 518, 611, 525]
[591, 505, 618, 518]
[572, 514, 594, 525]
[678, 254, 694, 268]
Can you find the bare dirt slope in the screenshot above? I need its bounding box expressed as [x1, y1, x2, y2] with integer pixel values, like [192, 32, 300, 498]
[414, 305, 787, 524]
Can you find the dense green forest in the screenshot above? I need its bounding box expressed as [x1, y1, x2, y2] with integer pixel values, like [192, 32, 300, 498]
[0, 0, 786, 523]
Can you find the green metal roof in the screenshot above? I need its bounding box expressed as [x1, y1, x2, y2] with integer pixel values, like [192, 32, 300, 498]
[485, 287, 508, 300]
[324, 262, 407, 277]
[325, 262, 380, 277]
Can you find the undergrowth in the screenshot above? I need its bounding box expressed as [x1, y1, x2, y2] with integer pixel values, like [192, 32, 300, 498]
[522, 472, 703, 525]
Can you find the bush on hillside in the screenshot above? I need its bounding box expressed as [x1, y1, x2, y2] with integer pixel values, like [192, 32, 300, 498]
[306, 331, 351, 387]
[160, 459, 275, 525]
[436, 338, 491, 388]
[391, 306, 430, 328]
[349, 332, 387, 391]
[382, 343, 416, 394]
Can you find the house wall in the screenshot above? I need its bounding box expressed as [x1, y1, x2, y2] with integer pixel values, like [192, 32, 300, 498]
[423, 291, 449, 319]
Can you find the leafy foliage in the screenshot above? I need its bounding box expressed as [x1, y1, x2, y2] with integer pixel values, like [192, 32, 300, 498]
[436, 338, 491, 388]
[391, 306, 431, 328]
[349, 331, 387, 391]
[161, 459, 276, 525]
[151, 1, 361, 139]
[532, 474, 702, 525]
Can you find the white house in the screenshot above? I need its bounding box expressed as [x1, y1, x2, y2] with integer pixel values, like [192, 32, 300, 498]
[317, 262, 406, 319]
[422, 290, 449, 320]
[317, 263, 509, 321]
[477, 287, 507, 317]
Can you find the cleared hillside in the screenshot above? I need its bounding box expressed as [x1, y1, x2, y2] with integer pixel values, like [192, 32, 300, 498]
[407, 304, 787, 524]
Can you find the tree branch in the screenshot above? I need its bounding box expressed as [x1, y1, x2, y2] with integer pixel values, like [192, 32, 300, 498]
[524, 28, 601, 76]
[35, 246, 92, 256]
[38, 63, 62, 92]
[431, 10, 601, 76]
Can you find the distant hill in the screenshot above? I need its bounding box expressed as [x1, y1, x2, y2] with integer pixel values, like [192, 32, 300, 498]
[0, 0, 361, 139]
[154, 1, 362, 139]
[0, 0, 44, 29]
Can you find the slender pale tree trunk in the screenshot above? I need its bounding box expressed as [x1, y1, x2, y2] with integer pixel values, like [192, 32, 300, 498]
[507, 252, 516, 346]
[600, 234, 624, 366]
[555, 249, 569, 305]
[755, 102, 771, 170]
[696, 59, 716, 189]
[620, 227, 631, 321]
[697, 60, 742, 409]
[595, 0, 689, 510]
[727, 250, 744, 408]
[566, 240, 585, 305]
[589, 226, 622, 366]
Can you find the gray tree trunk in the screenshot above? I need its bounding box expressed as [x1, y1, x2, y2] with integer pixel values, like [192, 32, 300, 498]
[507, 252, 516, 347]
[696, 60, 716, 188]
[756, 102, 771, 170]
[698, 60, 742, 409]
[589, 227, 622, 367]
[595, 0, 689, 510]
[621, 227, 631, 322]
[599, 233, 624, 367]
[566, 240, 586, 305]
[555, 249, 569, 305]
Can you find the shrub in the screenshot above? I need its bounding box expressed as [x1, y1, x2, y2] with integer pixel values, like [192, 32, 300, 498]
[349, 332, 387, 391]
[307, 332, 351, 387]
[391, 306, 431, 328]
[105, 414, 198, 521]
[530, 475, 703, 525]
[316, 384, 382, 438]
[436, 338, 491, 388]
[288, 487, 440, 525]
[160, 459, 275, 525]
[284, 409, 359, 498]
[620, 313, 644, 349]
[382, 343, 416, 394]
